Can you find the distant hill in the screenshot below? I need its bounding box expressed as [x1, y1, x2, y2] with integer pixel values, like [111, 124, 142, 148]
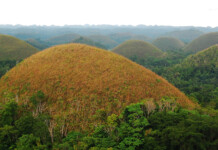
[26, 38, 49, 50]
[184, 32, 218, 54]
[162, 45, 218, 108]
[164, 29, 204, 43]
[112, 40, 163, 63]
[46, 33, 80, 46]
[0, 44, 195, 131]
[0, 34, 39, 60]
[72, 36, 107, 49]
[153, 37, 185, 51]
[88, 34, 118, 49]
[109, 32, 152, 44]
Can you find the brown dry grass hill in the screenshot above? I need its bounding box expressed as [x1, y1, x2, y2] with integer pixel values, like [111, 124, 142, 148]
[184, 32, 218, 54]
[0, 44, 196, 131]
[112, 40, 164, 60]
[153, 37, 185, 51]
[0, 34, 39, 60]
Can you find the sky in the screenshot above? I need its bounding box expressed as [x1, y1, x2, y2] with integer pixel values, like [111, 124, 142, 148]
[0, 0, 218, 27]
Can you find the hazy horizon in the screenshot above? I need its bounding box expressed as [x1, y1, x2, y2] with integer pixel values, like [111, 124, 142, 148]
[1, 0, 218, 27]
[0, 24, 218, 28]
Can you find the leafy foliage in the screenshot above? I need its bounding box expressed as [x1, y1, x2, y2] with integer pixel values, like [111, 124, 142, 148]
[0, 60, 17, 77]
[56, 102, 217, 150]
[161, 45, 218, 108]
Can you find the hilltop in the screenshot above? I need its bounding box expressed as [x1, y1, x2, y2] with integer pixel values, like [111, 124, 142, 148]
[164, 29, 203, 43]
[184, 32, 218, 54]
[0, 44, 195, 131]
[0, 34, 39, 60]
[46, 33, 80, 46]
[153, 37, 185, 51]
[112, 40, 163, 63]
[72, 36, 107, 49]
[162, 45, 218, 107]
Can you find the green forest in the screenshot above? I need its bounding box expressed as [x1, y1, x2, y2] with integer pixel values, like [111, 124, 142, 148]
[1, 95, 217, 150]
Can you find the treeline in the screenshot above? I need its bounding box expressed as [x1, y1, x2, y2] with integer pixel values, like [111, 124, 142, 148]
[0, 92, 217, 149]
[1, 25, 218, 41]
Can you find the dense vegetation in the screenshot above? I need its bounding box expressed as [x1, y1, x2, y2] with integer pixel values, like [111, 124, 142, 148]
[0, 60, 17, 77]
[131, 45, 218, 109]
[184, 32, 218, 54]
[160, 45, 218, 108]
[0, 96, 217, 149]
[0, 34, 39, 60]
[153, 37, 185, 51]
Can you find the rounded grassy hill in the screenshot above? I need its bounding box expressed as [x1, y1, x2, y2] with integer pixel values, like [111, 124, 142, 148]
[0, 44, 195, 131]
[112, 40, 164, 61]
[0, 34, 39, 60]
[153, 37, 185, 51]
[184, 32, 218, 54]
[72, 36, 107, 49]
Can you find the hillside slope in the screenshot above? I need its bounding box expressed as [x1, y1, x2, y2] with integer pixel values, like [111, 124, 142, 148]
[0, 44, 195, 131]
[0, 34, 39, 60]
[184, 32, 218, 54]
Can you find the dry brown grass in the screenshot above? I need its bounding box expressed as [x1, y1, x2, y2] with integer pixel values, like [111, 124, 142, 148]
[0, 43, 196, 131]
